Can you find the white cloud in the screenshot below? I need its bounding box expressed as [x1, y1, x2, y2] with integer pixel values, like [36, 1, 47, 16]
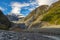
[29, 7, 36, 11]
[10, 0, 59, 17]
[0, 7, 5, 11]
[29, 1, 38, 5]
[37, 0, 58, 6]
[28, 0, 59, 12]
[10, 2, 30, 16]
[10, 1, 38, 16]
[24, 1, 38, 11]
[11, 2, 30, 8]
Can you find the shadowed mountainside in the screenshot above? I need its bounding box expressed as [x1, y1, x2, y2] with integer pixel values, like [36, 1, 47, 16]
[0, 10, 11, 30]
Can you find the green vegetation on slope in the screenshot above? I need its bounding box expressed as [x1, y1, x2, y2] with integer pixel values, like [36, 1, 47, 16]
[23, 1, 60, 29]
[24, 5, 49, 27]
[41, 1, 60, 25]
[24, 5, 49, 21]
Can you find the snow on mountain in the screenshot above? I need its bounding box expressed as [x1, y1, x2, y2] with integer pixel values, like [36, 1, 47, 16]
[7, 13, 25, 22]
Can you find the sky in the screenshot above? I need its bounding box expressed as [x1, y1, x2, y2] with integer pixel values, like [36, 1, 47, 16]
[0, 0, 58, 16]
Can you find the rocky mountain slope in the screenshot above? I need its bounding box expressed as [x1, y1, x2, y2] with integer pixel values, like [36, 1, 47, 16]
[24, 5, 49, 26]
[41, 1, 60, 24]
[0, 10, 11, 30]
[23, 1, 60, 29]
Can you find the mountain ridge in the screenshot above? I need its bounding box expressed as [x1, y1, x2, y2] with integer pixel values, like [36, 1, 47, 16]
[23, 1, 60, 29]
[0, 10, 11, 30]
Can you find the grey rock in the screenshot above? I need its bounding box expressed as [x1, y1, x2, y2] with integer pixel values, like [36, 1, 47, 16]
[0, 30, 56, 40]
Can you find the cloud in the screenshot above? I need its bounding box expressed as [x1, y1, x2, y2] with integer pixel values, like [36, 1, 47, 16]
[10, 0, 59, 17]
[10, 1, 38, 16]
[23, 1, 38, 11]
[0, 7, 5, 11]
[29, 1, 38, 10]
[11, 2, 30, 8]
[28, 7, 36, 11]
[37, 0, 58, 6]
[28, 0, 59, 11]
[10, 2, 30, 16]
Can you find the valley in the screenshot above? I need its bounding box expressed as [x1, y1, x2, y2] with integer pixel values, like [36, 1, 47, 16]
[0, 0, 60, 40]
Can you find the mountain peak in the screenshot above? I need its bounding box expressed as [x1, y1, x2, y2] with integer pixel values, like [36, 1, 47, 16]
[7, 13, 25, 22]
[23, 1, 60, 29]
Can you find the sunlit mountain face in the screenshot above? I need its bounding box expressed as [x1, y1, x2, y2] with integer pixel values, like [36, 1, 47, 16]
[0, 0, 58, 17]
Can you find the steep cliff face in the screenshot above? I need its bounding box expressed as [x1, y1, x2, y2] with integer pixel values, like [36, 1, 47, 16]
[24, 1, 60, 29]
[0, 10, 11, 30]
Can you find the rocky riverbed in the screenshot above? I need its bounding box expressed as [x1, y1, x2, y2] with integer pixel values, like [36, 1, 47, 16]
[0, 30, 60, 40]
